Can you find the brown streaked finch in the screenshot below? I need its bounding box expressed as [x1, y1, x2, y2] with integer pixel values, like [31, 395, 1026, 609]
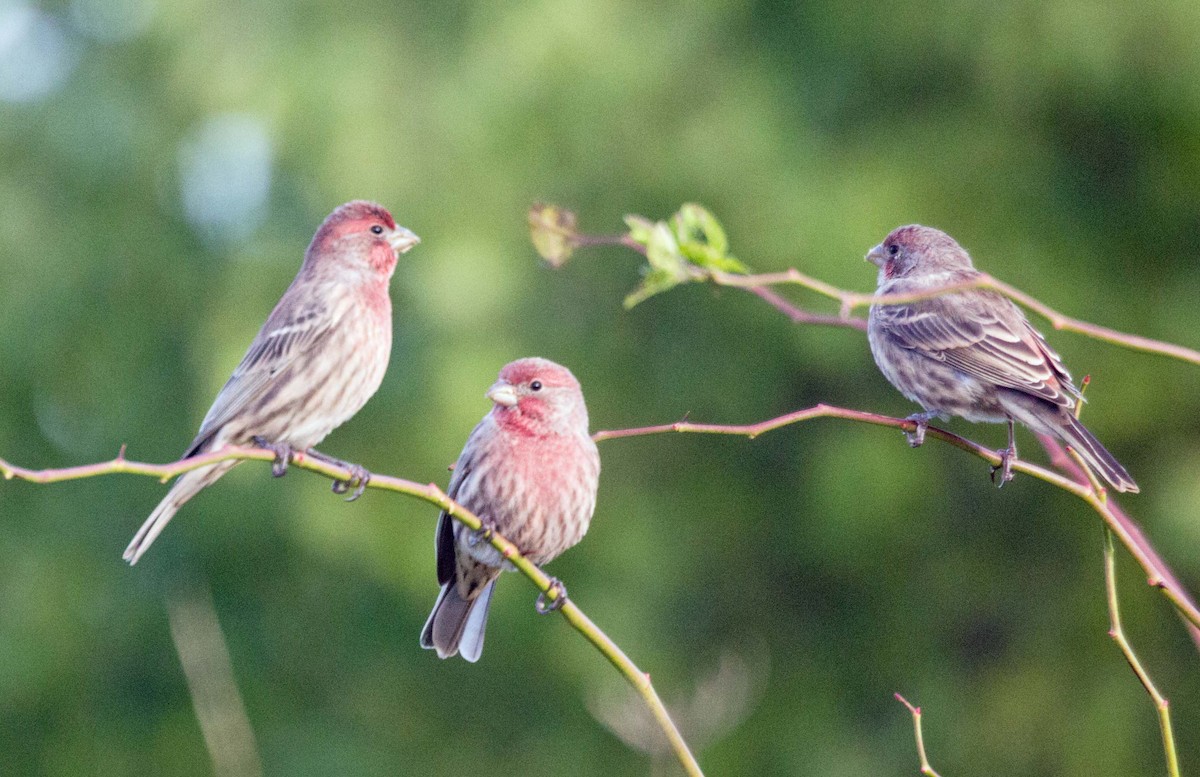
[421, 357, 601, 662]
[865, 225, 1138, 493]
[123, 200, 420, 564]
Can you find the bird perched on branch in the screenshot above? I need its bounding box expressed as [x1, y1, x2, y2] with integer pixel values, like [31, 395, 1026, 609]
[865, 224, 1137, 493]
[421, 358, 601, 662]
[124, 200, 420, 564]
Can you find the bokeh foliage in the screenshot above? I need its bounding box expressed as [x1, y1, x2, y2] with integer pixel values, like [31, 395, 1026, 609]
[2, 0, 1199, 774]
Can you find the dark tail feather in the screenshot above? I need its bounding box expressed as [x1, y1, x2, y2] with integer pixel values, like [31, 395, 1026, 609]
[420, 579, 495, 662]
[1058, 415, 1139, 493]
[123, 460, 238, 565]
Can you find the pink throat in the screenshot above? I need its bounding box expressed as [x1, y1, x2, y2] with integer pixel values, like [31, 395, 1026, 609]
[369, 243, 397, 275]
[493, 405, 552, 438]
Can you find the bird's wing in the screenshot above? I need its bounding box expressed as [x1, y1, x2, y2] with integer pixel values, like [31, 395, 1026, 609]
[875, 292, 1077, 407]
[184, 296, 338, 455]
[433, 421, 491, 584]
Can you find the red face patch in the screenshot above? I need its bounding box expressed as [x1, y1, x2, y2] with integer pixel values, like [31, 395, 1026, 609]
[497, 359, 578, 392]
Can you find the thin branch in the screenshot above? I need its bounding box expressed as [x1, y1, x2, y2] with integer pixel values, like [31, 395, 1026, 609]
[708, 268, 1200, 366]
[592, 405, 1200, 636]
[1103, 528, 1180, 777]
[0, 448, 703, 777]
[894, 694, 943, 777]
[1038, 433, 1200, 654]
[563, 224, 1200, 364]
[744, 286, 866, 331]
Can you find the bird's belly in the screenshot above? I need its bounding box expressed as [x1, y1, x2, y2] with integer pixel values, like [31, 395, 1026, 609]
[262, 322, 391, 449]
[870, 338, 1007, 423]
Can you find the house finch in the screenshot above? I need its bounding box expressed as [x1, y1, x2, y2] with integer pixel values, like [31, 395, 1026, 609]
[123, 200, 420, 564]
[866, 224, 1138, 493]
[421, 357, 601, 662]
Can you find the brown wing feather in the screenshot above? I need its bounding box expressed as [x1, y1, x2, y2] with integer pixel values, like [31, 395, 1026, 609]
[184, 296, 335, 455]
[875, 292, 1077, 408]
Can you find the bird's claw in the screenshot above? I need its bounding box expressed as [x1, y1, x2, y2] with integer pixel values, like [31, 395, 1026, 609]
[302, 448, 371, 500]
[990, 447, 1017, 488]
[904, 413, 934, 448]
[331, 465, 371, 502]
[253, 436, 294, 478]
[468, 521, 496, 548]
[535, 578, 568, 614]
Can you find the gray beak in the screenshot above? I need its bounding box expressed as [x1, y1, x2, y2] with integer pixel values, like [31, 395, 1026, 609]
[866, 244, 886, 268]
[389, 227, 421, 254]
[486, 381, 518, 408]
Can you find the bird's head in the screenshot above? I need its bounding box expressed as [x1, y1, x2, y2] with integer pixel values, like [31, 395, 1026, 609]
[866, 224, 973, 284]
[486, 357, 588, 437]
[308, 200, 419, 280]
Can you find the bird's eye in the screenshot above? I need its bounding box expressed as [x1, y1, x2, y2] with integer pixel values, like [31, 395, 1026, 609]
[370, 225, 384, 235]
[887, 244, 899, 256]
[530, 380, 543, 391]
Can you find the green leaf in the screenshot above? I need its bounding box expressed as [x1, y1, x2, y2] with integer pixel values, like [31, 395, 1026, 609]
[671, 203, 748, 273]
[624, 268, 685, 308]
[623, 222, 691, 308]
[623, 214, 656, 246]
[645, 221, 685, 274]
[674, 203, 728, 255]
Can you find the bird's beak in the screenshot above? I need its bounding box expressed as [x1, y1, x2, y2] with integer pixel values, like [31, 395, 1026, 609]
[486, 381, 518, 408]
[866, 243, 886, 268]
[389, 227, 421, 254]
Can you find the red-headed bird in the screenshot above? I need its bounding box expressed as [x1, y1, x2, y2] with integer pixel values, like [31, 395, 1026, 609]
[124, 201, 420, 564]
[421, 358, 601, 662]
[866, 225, 1137, 492]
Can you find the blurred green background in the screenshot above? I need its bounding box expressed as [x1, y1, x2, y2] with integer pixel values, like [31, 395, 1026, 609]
[2, 0, 1199, 774]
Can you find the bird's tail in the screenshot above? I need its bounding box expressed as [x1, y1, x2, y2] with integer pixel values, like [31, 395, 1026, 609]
[1057, 414, 1139, 493]
[123, 460, 239, 565]
[420, 578, 496, 663]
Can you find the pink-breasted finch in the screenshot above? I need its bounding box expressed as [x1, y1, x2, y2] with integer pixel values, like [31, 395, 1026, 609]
[124, 200, 420, 564]
[866, 224, 1137, 492]
[421, 357, 601, 662]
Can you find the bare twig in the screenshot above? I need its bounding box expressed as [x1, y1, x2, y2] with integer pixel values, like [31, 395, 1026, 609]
[708, 268, 1200, 365]
[557, 217, 1200, 364]
[744, 286, 866, 330]
[591, 405, 1200, 636]
[895, 694, 943, 777]
[1103, 528, 1180, 777]
[1038, 433, 1200, 655]
[0, 448, 703, 777]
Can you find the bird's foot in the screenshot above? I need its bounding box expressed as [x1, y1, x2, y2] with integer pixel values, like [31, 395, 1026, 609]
[253, 437, 294, 477]
[332, 464, 371, 501]
[904, 412, 937, 448]
[990, 447, 1017, 488]
[535, 577, 568, 614]
[468, 520, 497, 548]
[305, 448, 372, 501]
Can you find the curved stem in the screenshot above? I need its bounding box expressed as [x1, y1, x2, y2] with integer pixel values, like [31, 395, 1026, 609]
[592, 404, 1200, 635]
[708, 269, 1200, 365]
[0, 448, 703, 777]
[895, 694, 942, 777]
[1103, 529, 1180, 777]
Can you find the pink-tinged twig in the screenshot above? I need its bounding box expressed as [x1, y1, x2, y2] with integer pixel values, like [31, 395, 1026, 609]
[0, 447, 703, 777]
[1038, 434, 1200, 654]
[707, 268, 1200, 365]
[1102, 528, 1181, 777]
[894, 694, 942, 777]
[591, 405, 1200, 636]
[567, 223, 1200, 363]
[744, 286, 867, 330]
